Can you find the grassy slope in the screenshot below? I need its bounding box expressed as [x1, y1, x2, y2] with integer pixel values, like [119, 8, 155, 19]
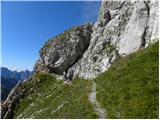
[13, 42, 158, 119]
[96, 42, 159, 118]
[13, 73, 98, 119]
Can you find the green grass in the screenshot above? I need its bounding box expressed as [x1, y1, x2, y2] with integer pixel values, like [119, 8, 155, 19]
[95, 42, 159, 118]
[13, 42, 159, 119]
[13, 73, 97, 119]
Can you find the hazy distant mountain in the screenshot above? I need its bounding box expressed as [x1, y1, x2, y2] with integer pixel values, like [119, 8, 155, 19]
[1, 67, 32, 101]
[1, 67, 32, 81]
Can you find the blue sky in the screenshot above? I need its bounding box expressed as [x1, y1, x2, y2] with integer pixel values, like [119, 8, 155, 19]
[1, 1, 101, 71]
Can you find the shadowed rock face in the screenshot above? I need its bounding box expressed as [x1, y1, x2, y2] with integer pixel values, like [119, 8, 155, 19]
[34, 23, 93, 75]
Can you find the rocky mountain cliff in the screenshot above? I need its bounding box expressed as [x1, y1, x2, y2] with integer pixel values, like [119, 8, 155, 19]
[1, 0, 159, 119]
[35, 0, 159, 79]
[34, 24, 93, 75]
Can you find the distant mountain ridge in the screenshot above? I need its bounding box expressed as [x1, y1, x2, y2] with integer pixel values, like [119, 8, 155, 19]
[1, 67, 32, 101]
[1, 67, 32, 81]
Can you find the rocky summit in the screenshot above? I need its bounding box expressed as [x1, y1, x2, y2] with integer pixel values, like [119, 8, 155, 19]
[1, 0, 159, 119]
[35, 0, 159, 79]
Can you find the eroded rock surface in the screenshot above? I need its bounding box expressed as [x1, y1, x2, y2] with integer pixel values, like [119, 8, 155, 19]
[34, 0, 159, 79]
[69, 0, 159, 79]
[34, 23, 93, 75]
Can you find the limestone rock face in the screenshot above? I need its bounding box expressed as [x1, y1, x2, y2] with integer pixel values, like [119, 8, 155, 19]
[68, 0, 159, 79]
[34, 23, 93, 75]
[35, 0, 159, 79]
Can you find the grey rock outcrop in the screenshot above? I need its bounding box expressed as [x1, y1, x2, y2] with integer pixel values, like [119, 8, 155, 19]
[34, 23, 93, 75]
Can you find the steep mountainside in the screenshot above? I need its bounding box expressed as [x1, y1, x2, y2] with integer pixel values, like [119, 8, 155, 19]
[1, 0, 159, 119]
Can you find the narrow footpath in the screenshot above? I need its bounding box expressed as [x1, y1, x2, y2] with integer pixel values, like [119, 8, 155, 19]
[89, 81, 106, 119]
